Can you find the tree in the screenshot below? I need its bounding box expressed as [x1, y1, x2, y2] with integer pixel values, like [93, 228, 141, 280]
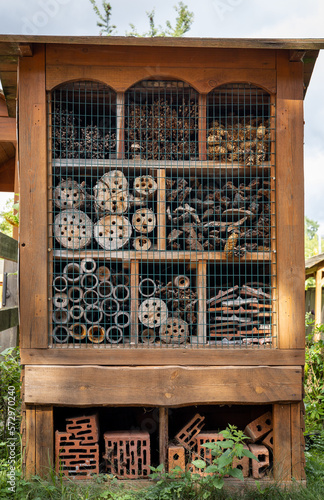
[305, 216, 324, 260]
[90, 1, 194, 37]
[127, 2, 194, 37]
[305, 216, 319, 241]
[89, 0, 117, 35]
[0, 198, 17, 237]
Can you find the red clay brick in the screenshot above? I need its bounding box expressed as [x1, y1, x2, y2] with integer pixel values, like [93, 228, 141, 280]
[262, 430, 273, 451]
[65, 414, 99, 443]
[55, 430, 99, 480]
[175, 414, 205, 450]
[168, 444, 185, 473]
[196, 432, 224, 462]
[248, 444, 270, 478]
[232, 445, 250, 477]
[103, 431, 151, 479]
[244, 412, 272, 443]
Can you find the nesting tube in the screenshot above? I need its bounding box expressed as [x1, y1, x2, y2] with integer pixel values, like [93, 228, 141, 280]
[63, 262, 81, 284]
[141, 328, 156, 344]
[111, 273, 130, 287]
[84, 305, 103, 324]
[52, 308, 69, 324]
[113, 284, 130, 302]
[52, 325, 69, 344]
[98, 280, 113, 298]
[81, 273, 99, 290]
[70, 323, 87, 340]
[139, 278, 156, 298]
[80, 258, 97, 274]
[100, 297, 120, 317]
[97, 265, 111, 282]
[53, 293, 68, 309]
[88, 325, 105, 344]
[83, 289, 99, 306]
[53, 275, 68, 293]
[70, 305, 85, 321]
[68, 286, 83, 303]
[106, 326, 123, 344]
[173, 275, 190, 290]
[114, 311, 130, 329]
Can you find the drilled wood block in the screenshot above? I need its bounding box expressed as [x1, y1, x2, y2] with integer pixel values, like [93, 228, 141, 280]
[248, 444, 270, 479]
[244, 411, 272, 442]
[175, 413, 205, 451]
[262, 430, 273, 451]
[168, 444, 185, 473]
[103, 431, 150, 479]
[55, 431, 99, 479]
[65, 414, 99, 443]
[196, 432, 224, 462]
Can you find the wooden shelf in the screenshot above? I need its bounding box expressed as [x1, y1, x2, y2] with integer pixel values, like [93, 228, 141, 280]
[52, 158, 272, 177]
[52, 249, 271, 263]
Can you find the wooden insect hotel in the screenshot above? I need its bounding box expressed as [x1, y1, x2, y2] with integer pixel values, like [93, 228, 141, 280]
[0, 35, 323, 484]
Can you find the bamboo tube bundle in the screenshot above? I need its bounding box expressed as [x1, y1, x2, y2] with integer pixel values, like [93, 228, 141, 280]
[52, 325, 69, 344]
[101, 297, 120, 317]
[80, 273, 99, 290]
[54, 179, 87, 210]
[70, 323, 87, 340]
[70, 305, 84, 321]
[106, 326, 123, 344]
[94, 215, 132, 250]
[80, 258, 97, 274]
[68, 286, 83, 303]
[63, 263, 82, 284]
[54, 210, 93, 249]
[111, 273, 130, 287]
[83, 289, 99, 306]
[97, 265, 111, 282]
[98, 280, 113, 298]
[114, 311, 130, 329]
[112, 285, 130, 303]
[138, 298, 168, 328]
[52, 308, 69, 324]
[53, 293, 69, 309]
[84, 305, 103, 324]
[53, 275, 68, 293]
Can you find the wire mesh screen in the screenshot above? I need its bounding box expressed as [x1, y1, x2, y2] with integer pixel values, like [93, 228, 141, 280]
[48, 79, 275, 348]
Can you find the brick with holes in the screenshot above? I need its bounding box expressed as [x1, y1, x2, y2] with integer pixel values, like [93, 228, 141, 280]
[65, 414, 99, 443]
[187, 452, 212, 477]
[103, 431, 150, 479]
[262, 430, 273, 451]
[232, 445, 250, 477]
[55, 430, 99, 479]
[168, 444, 185, 473]
[244, 411, 272, 443]
[196, 432, 224, 462]
[175, 413, 205, 450]
[248, 443, 270, 478]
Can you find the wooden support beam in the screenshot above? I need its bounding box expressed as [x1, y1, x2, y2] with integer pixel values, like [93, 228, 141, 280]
[314, 268, 322, 340]
[291, 403, 303, 480]
[0, 116, 16, 142]
[0, 157, 15, 192]
[35, 406, 54, 478]
[159, 407, 168, 467]
[24, 366, 303, 406]
[0, 306, 19, 333]
[25, 406, 36, 478]
[289, 50, 306, 62]
[0, 231, 18, 261]
[273, 404, 292, 481]
[19, 43, 33, 57]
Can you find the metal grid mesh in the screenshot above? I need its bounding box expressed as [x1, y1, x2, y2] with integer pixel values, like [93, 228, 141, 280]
[48, 79, 276, 348]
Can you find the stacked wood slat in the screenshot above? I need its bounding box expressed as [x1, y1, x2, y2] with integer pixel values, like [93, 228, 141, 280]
[207, 117, 270, 165]
[207, 283, 272, 345]
[125, 93, 199, 160]
[166, 177, 271, 254]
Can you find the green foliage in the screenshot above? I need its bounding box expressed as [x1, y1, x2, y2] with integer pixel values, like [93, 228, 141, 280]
[305, 216, 320, 240]
[0, 198, 15, 237]
[305, 216, 323, 259]
[127, 2, 194, 37]
[89, 0, 117, 35]
[304, 319, 324, 432]
[0, 347, 21, 461]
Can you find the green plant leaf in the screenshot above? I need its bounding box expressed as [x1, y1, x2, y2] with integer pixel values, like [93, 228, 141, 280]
[204, 464, 218, 473]
[228, 467, 244, 480]
[192, 459, 206, 469]
[242, 449, 259, 461]
[218, 440, 234, 448]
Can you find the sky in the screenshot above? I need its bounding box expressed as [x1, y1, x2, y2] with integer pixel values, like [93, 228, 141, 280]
[0, 0, 323, 233]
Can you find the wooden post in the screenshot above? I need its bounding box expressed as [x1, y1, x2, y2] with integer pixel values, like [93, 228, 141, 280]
[290, 402, 303, 480]
[314, 267, 323, 340]
[36, 406, 54, 478]
[273, 403, 292, 481]
[276, 52, 304, 349]
[25, 406, 36, 478]
[159, 407, 168, 468]
[130, 260, 139, 344]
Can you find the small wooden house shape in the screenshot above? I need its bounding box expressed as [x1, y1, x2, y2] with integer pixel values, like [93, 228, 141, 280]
[0, 35, 323, 483]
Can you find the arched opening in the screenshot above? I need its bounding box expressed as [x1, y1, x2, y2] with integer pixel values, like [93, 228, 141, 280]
[50, 80, 117, 160]
[125, 79, 199, 161]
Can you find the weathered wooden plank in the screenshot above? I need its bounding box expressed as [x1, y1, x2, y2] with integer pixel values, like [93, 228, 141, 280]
[273, 404, 292, 481]
[0, 231, 18, 261]
[35, 406, 53, 478]
[19, 44, 47, 349]
[25, 406, 36, 478]
[0, 306, 18, 332]
[276, 52, 305, 349]
[290, 403, 303, 480]
[159, 407, 168, 467]
[0, 116, 16, 142]
[0, 157, 15, 192]
[24, 366, 302, 406]
[20, 348, 305, 366]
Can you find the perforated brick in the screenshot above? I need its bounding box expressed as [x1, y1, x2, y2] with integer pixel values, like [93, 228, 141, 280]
[248, 444, 270, 478]
[168, 445, 185, 473]
[103, 431, 150, 479]
[187, 452, 211, 477]
[232, 445, 250, 477]
[244, 412, 272, 443]
[65, 414, 99, 443]
[196, 432, 224, 462]
[175, 414, 205, 450]
[262, 430, 273, 451]
[55, 431, 99, 479]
